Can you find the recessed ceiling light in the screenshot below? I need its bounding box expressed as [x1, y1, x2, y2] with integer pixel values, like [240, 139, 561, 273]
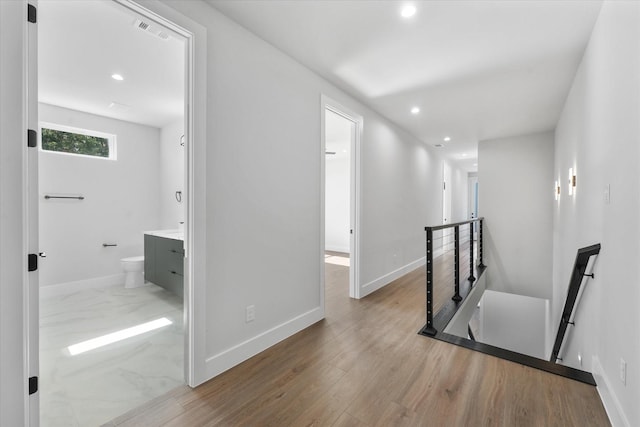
[411, 107, 420, 114]
[111, 73, 124, 81]
[401, 4, 417, 18]
[444, 136, 451, 142]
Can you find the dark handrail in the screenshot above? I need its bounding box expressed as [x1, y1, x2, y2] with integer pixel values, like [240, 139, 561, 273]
[425, 217, 484, 232]
[550, 243, 601, 363]
[422, 217, 484, 336]
[44, 195, 85, 200]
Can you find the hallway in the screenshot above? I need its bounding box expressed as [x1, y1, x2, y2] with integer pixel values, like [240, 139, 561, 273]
[107, 254, 609, 426]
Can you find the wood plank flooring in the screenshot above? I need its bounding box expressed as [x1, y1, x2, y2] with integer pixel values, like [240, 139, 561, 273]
[106, 251, 610, 426]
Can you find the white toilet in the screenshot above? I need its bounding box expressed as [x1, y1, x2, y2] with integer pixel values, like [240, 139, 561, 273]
[121, 256, 145, 288]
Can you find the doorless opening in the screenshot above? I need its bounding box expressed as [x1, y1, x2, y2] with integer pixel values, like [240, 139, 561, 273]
[321, 96, 362, 305]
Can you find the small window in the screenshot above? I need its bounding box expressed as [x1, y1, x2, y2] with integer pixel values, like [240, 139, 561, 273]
[40, 122, 116, 160]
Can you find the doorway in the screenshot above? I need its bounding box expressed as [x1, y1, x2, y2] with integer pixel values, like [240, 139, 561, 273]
[34, 1, 192, 425]
[321, 96, 361, 303]
[441, 161, 453, 253]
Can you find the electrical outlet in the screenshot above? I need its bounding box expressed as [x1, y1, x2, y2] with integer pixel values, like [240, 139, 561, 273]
[604, 184, 611, 204]
[246, 305, 255, 323]
[620, 358, 627, 385]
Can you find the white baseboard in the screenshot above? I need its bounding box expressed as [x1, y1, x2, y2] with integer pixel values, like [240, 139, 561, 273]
[592, 356, 630, 427]
[40, 273, 125, 299]
[360, 257, 426, 298]
[205, 306, 324, 379]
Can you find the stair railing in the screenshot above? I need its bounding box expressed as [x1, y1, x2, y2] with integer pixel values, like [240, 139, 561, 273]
[422, 217, 484, 336]
[550, 243, 601, 363]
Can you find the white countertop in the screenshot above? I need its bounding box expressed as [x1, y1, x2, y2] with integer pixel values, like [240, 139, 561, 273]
[144, 229, 184, 241]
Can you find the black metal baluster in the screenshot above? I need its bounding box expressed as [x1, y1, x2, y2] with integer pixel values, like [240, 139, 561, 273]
[453, 225, 462, 302]
[423, 227, 437, 336]
[468, 221, 476, 283]
[478, 219, 485, 269]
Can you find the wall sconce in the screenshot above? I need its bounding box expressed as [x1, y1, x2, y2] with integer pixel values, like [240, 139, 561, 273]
[568, 168, 576, 196]
[555, 181, 560, 200]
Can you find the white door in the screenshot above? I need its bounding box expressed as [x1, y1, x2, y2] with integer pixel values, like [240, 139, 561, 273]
[27, 1, 40, 424]
[468, 174, 479, 240]
[442, 161, 452, 251]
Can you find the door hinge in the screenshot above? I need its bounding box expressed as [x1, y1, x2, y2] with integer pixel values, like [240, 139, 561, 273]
[27, 4, 37, 23]
[28, 129, 37, 148]
[29, 376, 38, 395]
[28, 254, 38, 272]
[443, 182, 446, 190]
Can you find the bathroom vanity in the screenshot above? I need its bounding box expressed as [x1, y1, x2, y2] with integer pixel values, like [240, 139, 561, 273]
[144, 230, 184, 298]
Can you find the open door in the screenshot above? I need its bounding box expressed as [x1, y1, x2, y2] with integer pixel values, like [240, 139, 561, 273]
[321, 95, 362, 301]
[27, 1, 40, 424]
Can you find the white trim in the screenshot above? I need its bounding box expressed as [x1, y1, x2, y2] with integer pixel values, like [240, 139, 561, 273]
[108, 0, 208, 387]
[205, 307, 323, 379]
[592, 356, 630, 427]
[39, 274, 126, 299]
[321, 95, 362, 300]
[361, 257, 426, 298]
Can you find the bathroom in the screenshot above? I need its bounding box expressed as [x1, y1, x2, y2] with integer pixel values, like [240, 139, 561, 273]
[37, 1, 187, 425]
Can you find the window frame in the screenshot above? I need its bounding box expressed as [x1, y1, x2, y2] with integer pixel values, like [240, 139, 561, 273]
[39, 122, 117, 160]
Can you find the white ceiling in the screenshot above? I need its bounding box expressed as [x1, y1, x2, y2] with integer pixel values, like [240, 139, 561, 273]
[207, 0, 603, 171]
[38, 0, 185, 129]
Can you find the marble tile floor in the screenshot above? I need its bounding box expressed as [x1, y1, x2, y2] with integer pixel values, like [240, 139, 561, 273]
[40, 283, 184, 427]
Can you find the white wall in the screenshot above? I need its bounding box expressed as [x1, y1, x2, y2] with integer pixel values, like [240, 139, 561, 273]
[160, 119, 185, 229]
[325, 151, 350, 253]
[38, 103, 162, 286]
[148, 0, 446, 379]
[553, 2, 640, 425]
[478, 290, 548, 360]
[478, 131, 554, 299]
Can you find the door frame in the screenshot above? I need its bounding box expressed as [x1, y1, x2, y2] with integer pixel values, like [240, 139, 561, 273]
[114, 0, 200, 388]
[26, 3, 204, 422]
[320, 95, 362, 302]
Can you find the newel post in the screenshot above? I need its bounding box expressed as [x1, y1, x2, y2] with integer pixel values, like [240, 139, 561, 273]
[468, 221, 476, 282]
[423, 227, 437, 336]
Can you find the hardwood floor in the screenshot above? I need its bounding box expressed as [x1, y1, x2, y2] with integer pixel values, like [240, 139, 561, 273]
[106, 252, 610, 426]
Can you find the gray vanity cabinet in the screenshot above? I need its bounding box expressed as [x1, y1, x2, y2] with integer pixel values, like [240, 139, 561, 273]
[144, 234, 184, 298]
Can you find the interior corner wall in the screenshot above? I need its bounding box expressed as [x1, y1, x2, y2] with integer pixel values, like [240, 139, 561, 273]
[160, 119, 185, 229]
[478, 131, 554, 299]
[153, 0, 444, 380]
[38, 103, 162, 287]
[553, 2, 640, 425]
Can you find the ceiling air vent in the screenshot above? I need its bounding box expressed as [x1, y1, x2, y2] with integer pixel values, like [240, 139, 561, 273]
[133, 19, 169, 41]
